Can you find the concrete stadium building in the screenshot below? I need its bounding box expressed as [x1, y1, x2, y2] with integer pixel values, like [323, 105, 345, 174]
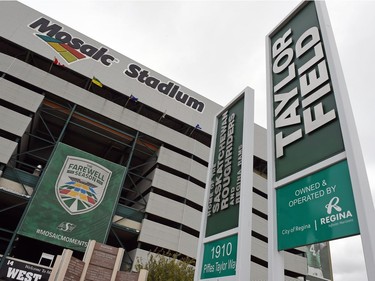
[0, 1, 308, 280]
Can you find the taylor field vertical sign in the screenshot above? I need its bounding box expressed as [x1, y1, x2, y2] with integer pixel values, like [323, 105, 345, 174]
[266, 1, 375, 280]
[194, 88, 254, 281]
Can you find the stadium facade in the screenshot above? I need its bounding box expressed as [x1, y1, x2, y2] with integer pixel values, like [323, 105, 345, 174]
[0, 1, 308, 280]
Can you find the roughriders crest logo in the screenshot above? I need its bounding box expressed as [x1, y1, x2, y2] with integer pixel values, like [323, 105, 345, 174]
[29, 17, 119, 66]
[56, 156, 112, 215]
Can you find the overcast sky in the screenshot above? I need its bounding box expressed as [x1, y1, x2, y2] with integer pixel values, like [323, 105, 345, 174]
[17, 0, 375, 280]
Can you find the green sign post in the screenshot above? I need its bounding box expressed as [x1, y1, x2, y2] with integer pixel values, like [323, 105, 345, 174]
[269, 0, 344, 181]
[277, 160, 359, 250]
[195, 88, 254, 281]
[204, 97, 244, 237]
[200, 234, 238, 279]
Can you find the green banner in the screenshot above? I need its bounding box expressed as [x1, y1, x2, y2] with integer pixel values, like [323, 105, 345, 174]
[18, 142, 126, 252]
[205, 97, 244, 237]
[277, 160, 359, 250]
[201, 234, 237, 279]
[269, 1, 344, 180]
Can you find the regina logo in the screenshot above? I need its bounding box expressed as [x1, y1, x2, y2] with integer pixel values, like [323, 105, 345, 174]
[56, 156, 112, 215]
[29, 17, 119, 66]
[320, 196, 353, 225]
[325, 197, 342, 214]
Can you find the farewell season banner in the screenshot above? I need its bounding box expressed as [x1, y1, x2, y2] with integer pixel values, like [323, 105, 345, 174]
[18, 143, 126, 252]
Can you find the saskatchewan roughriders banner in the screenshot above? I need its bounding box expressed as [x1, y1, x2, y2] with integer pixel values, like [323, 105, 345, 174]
[18, 143, 126, 252]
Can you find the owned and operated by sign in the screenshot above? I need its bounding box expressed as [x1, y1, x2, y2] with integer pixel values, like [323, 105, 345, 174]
[277, 160, 359, 250]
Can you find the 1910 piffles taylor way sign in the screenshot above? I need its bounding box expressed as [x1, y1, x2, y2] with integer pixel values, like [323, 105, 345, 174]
[267, 1, 375, 280]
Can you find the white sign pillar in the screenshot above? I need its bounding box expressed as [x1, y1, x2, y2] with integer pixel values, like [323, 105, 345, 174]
[266, 1, 375, 280]
[315, 2, 375, 277]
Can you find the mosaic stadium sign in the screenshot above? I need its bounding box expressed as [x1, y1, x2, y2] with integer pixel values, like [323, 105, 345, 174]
[125, 63, 205, 113]
[29, 17, 119, 66]
[28, 17, 206, 113]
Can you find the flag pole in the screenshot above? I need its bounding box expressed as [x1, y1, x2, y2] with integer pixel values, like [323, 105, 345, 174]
[124, 96, 131, 108]
[88, 79, 93, 91]
[189, 124, 201, 136]
[48, 61, 54, 73]
[124, 95, 138, 108]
